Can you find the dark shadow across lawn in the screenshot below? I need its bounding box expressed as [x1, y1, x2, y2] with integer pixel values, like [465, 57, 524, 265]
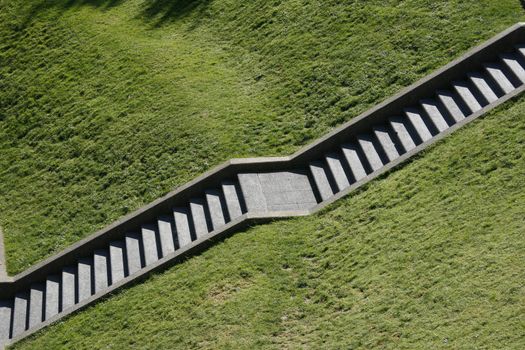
[18, 0, 124, 29]
[141, 0, 211, 27]
[19, 0, 211, 29]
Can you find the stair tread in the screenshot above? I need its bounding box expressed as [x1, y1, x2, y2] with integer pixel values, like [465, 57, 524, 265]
[45, 275, 60, 320]
[341, 144, 368, 182]
[190, 199, 209, 238]
[221, 181, 243, 221]
[77, 257, 93, 303]
[404, 108, 433, 142]
[453, 81, 483, 113]
[94, 249, 109, 293]
[373, 125, 400, 162]
[358, 134, 384, 172]
[61, 266, 76, 311]
[436, 91, 466, 123]
[125, 232, 143, 275]
[28, 284, 44, 329]
[173, 207, 193, 248]
[109, 241, 126, 284]
[0, 300, 11, 342]
[388, 116, 417, 153]
[157, 216, 176, 256]
[468, 72, 499, 103]
[205, 189, 227, 230]
[12, 292, 28, 337]
[309, 162, 334, 201]
[325, 153, 350, 192]
[500, 53, 525, 84]
[484, 63, 515, 94]
[141, 225, 159, 267]
[420, 99, 449, 133]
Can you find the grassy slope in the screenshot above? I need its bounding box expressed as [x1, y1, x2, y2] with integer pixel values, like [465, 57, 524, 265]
[0, 0, 524, 348]
[0, 0, 523, 274]
[12, 94, 525, 349]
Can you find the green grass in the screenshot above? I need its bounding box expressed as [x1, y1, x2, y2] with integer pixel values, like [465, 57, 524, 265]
[12, 92, 525, 349]
[1, 0, 525, 348]
[0, 0, 523, 274]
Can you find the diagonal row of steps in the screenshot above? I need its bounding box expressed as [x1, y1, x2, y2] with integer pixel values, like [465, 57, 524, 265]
[307, 45, 525, 200]
[1, 25, 525, 348]
[0, 180, 247, 341]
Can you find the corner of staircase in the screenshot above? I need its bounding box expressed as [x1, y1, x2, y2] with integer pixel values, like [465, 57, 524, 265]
[0, 227, 10, 282]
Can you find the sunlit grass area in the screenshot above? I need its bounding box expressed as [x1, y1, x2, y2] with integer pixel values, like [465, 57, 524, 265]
[13, 94, 525, 349]
[1, 0, 524, 348]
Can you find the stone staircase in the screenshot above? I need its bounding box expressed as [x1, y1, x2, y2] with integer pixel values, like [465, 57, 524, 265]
[1, 23, 525, 348]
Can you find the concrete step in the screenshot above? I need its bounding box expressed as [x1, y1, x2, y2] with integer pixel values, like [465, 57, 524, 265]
[325, 153, 350, 192]
[221, 181, 244, 221]
[93, 250, 109, 293]
[453, 81, 483, 113]
[309, 161, 334, 201]
[436, 91, 466, 123]
[341, 144, 368, 182]
[205, 189, 227, 230]
[468, 72, 500, 104]
[61, 266, 76, 311]
[109, 241, 126, 284]
[0, 300, 11, 343]
[77, 257, 93, 303]
[404, 108, 433, 143]
[373, 125, 401, 162]
[173, 207, 193, 248]
[388, 116, 417, 153]
[357, 135, 384, 172]
[157, 216, 176, 256]
[45, 275, 60, 321]
[189, 199, 209, 238]
[420, 99, 450, 133]
[141, 225, 159, 267]
[484, 63, 516, 94]
[125, 232, 143, 275]
[12, 292, 28, 337]
[500, 53, 525, 84]
[28, 284, 44, 329]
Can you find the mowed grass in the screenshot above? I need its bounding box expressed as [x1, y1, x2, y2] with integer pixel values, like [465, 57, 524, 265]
[0, 0, 524, 274]
[11, 92, 525, 349]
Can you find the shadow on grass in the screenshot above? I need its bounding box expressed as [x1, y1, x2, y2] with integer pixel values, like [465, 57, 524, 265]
[522, 0, 525, 10]
[19, 0, 210, 30]
[18, 0, 124, 29]
[141, 0, 211, 28]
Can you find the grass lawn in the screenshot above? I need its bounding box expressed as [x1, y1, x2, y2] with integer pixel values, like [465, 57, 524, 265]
[0, 0, 524, 348]
[0, 0, 523, 274]
[11, 91, 525, 349]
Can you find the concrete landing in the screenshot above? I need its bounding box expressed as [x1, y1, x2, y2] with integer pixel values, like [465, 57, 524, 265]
[238, 171, 318, 212]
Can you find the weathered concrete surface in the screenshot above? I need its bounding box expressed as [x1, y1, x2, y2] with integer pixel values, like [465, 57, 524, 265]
[0, 227, 8, 281]
[239, 171, 317, 212]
